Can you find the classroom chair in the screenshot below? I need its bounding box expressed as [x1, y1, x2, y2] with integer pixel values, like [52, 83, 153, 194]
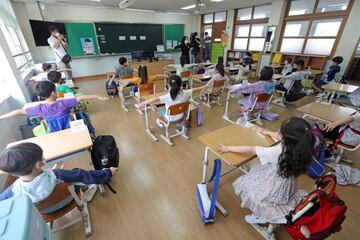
[272, 81, 295, 107]
[36, 182, 92, 237]
[244, 93, 273, 126]
[158, 101, 191, 146]
[180, 70, 191, 89]
[230, 67, 249, 84]
[332, 142, 360, 164]
[135, 82, 156, 114]
[200, 79, 227, 108]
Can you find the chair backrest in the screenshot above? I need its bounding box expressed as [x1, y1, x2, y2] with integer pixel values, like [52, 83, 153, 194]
[36, 182, 73, 213]
[181, 71, 191, 78]
[106, 72, 115, 79]
[209, 79, 226, 94]
[121, 73, 133, 80]
[249, 93, 273, 112]
[168, 101, 191, 120]
[138, 82, 155, 97]
[58, 92, 65, 98]
[46, 114, 72, 133]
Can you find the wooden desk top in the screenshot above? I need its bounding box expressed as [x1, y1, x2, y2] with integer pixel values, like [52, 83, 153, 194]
[198, 125, 275, 166]
[191, 74, 213, 82]
[297, 102, 357, 122]
[6, 129, 92, 161]
[322, 82, 358, 94]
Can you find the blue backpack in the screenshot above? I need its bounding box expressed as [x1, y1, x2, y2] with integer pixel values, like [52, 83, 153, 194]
[307, 123, 326, 178]
[196, 159, 221, 224]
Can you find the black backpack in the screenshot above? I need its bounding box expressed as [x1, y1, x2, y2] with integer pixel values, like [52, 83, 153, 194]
[91, 135, 119, 193]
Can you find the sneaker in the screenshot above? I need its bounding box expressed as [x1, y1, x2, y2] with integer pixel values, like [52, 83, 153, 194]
[156, 118, 164, 128]
[245, 214, 267, 224]
[84, 184, 98, 203]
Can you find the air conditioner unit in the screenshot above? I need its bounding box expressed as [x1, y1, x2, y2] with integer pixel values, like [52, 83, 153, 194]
[118, 0, 136, 9]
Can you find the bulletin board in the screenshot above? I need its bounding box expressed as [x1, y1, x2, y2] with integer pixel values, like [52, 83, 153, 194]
[163, 24, 184, 50]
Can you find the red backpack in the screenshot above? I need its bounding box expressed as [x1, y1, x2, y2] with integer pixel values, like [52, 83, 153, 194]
[285, 175, 347, 240]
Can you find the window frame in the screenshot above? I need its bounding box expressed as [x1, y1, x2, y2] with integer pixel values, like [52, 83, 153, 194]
[278, 0, 354, 56]
[232, 4, 271, 51]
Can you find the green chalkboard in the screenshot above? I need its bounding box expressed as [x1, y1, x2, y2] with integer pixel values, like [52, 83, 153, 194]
[65, 23, 100, 57]
[164, 24, 184, 50]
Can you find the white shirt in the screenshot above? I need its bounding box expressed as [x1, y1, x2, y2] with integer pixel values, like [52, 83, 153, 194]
[31, 72, 48, 82]
[283, 70, 311, 89]
[348, 88, 360, 107]
[159, 89, 192, 121]
[341, 112, 360, 146]
[255, 144, 282, 165]
[47, 35, 67, 63]
[12, 171, 57, 203]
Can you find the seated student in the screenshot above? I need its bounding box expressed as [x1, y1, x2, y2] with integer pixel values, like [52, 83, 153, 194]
[107, 57, 136, 88]
[313, 56, 343, 93]
[48, 70, 74, 93]
[135, 75, 209, 126]
[200, 63, 230, 100]
[275, 59, 311, 101]
[0, 143, 118, 206]
[322, 112, 360, 147]
[333, 88, 360, 108]
[229, 66, 275, 118]
[206, 56, 224, 75]
[281, 57, 293, 76]
[31, 63, 72, 82]
[0, 81, 108, 131]
[215, 117, 314, 224]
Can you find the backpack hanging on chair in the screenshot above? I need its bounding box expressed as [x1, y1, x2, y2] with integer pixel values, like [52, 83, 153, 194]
[286, 175, 347, 240]
[196, 159, 221, 224]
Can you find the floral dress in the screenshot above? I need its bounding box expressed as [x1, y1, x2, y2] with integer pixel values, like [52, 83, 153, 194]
[232, 144, 307, 224]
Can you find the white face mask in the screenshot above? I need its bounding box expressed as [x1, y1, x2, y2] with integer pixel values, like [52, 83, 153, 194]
[55, 32, 60, 37]
[185, 40, 189, 44]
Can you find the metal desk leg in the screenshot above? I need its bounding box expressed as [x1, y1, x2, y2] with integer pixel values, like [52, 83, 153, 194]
[202, 147, 229, 216]
[144, 104, 158, 142]
[119, 90, 129, 112]
[328, 90, 336, 104]
[222, 91, 230, 121]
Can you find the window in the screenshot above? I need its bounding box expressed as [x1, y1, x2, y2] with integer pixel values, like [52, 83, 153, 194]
[288, 0, 315, 16]
[0, 0, 32, 71]
[214, 11, 226, 22]
[232, 4, 271, 51]
[203, 14, 213, 24]
[279, 0, 353, 56]
[316, 0, 349, 13]
[203, 25, 212, 37]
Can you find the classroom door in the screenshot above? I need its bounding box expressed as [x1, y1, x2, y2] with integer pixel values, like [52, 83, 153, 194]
[345, 38, 360, 81]
[201, 22, 226, 62]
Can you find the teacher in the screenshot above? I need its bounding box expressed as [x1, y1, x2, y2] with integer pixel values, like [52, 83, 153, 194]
[47, 25, 72, 79]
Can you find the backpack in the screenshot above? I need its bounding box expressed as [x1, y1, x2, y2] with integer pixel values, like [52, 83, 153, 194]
[105, 80, 118, 96]
[189, 106, 203, 128]
[307, 123, 326, 178]
[286, 175, 347, 240]
[138, 65, 148, 84]
[91, 135, 119, 193]
[196, 159, 221, 224]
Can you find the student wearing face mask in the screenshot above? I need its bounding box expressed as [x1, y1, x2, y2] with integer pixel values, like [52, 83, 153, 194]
[175, 36, 191, 64]
[47, 25, 72, 80]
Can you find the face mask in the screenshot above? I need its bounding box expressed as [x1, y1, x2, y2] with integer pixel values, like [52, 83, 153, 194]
[55, 32, 60, 37]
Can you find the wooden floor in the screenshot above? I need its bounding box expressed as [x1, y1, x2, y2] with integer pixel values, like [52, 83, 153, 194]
[54, 79, 360, 240]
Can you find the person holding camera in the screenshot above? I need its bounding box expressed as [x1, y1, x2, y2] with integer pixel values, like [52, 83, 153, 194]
[47, 25, 72, 79]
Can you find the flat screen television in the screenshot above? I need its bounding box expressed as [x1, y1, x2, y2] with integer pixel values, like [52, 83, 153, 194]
[29, 20, 66, 46]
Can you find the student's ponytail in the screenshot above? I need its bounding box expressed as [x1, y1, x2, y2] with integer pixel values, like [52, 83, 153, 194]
[216, 63, 225, 77]
[278, 117, 315, 178]
[169, 75, 183, 101]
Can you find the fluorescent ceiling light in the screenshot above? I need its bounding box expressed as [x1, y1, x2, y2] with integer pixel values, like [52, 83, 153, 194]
[167, 12, 190, 15]
[181, 4, 196, 10]
[210, 0, 224, 2]
[125, 8, 154, 12]
[89, 0, 101, 2]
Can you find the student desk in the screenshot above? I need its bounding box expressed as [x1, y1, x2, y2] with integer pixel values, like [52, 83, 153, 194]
[198, 62, 214, 68]
[322, 83, 359, 103]
[5, 129, 92, 166]
[224, 66, 239, 75]
[297, 102, 357, 123]
[198, 124, 275, 215]
[190, 74, 213, 103]
[222, 84, 243, 124]
[141, 92, 167, 141]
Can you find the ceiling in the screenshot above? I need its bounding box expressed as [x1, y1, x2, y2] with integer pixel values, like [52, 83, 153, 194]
[12, 0, 277, 14]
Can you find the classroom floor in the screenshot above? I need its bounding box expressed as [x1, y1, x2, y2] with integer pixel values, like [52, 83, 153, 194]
[54, 78, 360, 240]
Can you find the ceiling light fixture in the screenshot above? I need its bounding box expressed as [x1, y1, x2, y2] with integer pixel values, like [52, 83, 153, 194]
[89, 0, 101, 2]
[210, 0, 224, 2]
[124, 8, 155, 13]
[181, 4, 196, 10]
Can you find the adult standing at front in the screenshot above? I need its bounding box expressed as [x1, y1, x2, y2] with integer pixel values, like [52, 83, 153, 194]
[47, 25, 72, 79]
[203, 32, 212, 62]
[175, 36, 191, 64]
[191, 32, 201, 63]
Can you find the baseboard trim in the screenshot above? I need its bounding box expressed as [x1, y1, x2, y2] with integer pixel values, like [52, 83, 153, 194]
[73, 74, 107, 81]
